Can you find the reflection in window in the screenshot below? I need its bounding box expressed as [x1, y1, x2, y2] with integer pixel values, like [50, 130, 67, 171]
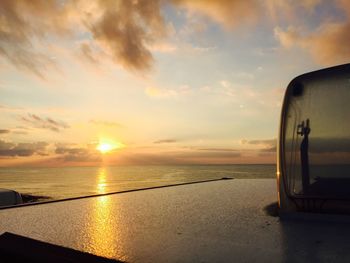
[283, 71, 350, 198]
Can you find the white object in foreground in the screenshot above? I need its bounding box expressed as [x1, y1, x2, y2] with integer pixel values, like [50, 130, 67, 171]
[0, 189, 23, 207]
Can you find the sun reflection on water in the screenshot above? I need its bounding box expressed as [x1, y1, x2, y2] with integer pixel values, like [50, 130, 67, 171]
[88, 195, 116, 258]
[97, 167, 107, 194]
[85, 193, 128, 260]
[83, 167, 127, 260]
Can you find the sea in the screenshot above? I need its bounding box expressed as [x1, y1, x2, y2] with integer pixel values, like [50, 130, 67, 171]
[0, 164, 275, 201]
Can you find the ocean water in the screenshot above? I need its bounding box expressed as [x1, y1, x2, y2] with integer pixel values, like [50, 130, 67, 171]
[0, 164, 275, 201]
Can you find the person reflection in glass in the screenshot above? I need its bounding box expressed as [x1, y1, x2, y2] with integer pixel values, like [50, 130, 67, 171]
[298, 119, 311, 194]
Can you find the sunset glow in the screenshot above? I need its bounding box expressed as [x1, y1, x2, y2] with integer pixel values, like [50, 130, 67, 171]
[97, 143, 114, 154]
[96, 140, 124, 154]
[0, 1, 348, 167]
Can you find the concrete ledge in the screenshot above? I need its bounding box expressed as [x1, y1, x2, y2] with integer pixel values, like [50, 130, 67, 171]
[0, 179, 349, 262]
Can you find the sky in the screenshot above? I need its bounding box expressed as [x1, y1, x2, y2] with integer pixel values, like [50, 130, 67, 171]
[1, 0, 350, 167]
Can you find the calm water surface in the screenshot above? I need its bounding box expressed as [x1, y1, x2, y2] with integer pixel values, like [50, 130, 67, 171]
[0, 164, 275, 200]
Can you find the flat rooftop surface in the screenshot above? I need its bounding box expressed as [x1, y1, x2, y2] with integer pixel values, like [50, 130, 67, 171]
[1, 179, 350, 262]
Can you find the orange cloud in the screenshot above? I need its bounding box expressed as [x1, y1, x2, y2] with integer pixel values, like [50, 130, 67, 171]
[275, 23, 350, 65]
[0, 0, 166, 75]
[274, 1, 350, 65]
[85, 0, 166, 72]
[2, 0, 343, 75]
[0, 0, 269, 76]
[172, 0, 261, 29]
[0, 0, 73, 77]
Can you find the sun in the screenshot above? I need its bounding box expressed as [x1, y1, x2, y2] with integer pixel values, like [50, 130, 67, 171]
[97, 143, 114, 154]
[96, 139, 125, 154]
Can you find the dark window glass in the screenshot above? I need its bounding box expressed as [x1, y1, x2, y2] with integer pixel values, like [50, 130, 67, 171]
[283, 70, 350, 198]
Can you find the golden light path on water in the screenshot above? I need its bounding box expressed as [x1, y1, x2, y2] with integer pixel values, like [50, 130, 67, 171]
[85, 167, 127, 260]
[97, 167, 107, 194]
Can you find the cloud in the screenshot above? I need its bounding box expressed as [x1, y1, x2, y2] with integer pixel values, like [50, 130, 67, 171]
[0, 0, 282, 76]
[86, 0, 166, 72]
[274, 24, 350, 65]
[110, 148, 242, 165]
[89, 119, 122, 127]
[172, 0, 261, 29]
[3, 0, 346, 77]
[220, 80, 231, 88]
[11, 126, 30, 135]
[21, 114, 69, 132]
[0, 129, 10, 134]
[55, 144, 101, 162]
[55, 146, 87, 155]
[181, 149, 241, 158]
[147, 41, 178, 53]
[234, 72, 255, 81]
[301, 0, 322, 11]
[154, 139, 177, 144]
[213, 80, 262, 103]
[274, 1, 350, 65]
[79, 43, 99, 64]
[305, 23, 350, 65]
[241, 138, 277, 152]
[0, 104, 23, 111]
[198, 148, 240, 152]
[265, 0, 322, 23]
[145, 87, 177, 98]
[0, 139, 48, 157]
[260, 146, 277, 152]
[0, 0, 166, 75]
[274, 26, 293, 48]
[145, 85, 192, 98]
[243, 139, 276, 146]
[0, 0, 71, 77]
[12, 131, 28, 135]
